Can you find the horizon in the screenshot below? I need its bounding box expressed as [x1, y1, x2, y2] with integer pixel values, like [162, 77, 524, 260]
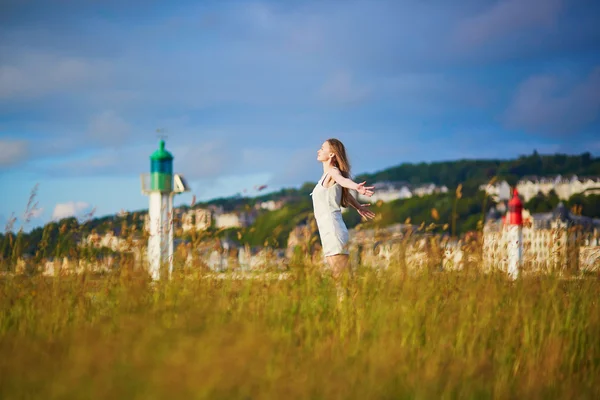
[3, 149, 598, 234]
[2, 0, 600, 231]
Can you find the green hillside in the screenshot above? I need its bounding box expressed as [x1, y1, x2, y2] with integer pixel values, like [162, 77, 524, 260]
[2, 152, 599, 269]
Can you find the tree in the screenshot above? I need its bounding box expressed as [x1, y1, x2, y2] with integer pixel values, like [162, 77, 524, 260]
[0, 233, 12, 270]
[525, 190, 560, 213]
[568, 194, 600, 218]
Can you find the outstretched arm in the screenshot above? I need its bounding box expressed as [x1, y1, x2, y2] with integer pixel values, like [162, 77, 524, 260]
[329, 168, 375, 197]
[346, 192, 375, 221]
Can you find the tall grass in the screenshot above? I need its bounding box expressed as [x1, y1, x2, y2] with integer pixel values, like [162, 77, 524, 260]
[2, 183, 598, 398]
[1, 263, 599, 399]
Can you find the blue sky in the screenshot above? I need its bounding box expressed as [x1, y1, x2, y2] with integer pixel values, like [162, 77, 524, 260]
[1, 0, 600, 231]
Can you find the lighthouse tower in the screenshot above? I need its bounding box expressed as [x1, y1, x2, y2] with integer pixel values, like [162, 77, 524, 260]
[506, 188, 523, 280]
[142, 140, 189, 280]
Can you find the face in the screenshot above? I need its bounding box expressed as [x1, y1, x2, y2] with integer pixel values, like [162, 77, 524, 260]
[317, 141, 334, 162]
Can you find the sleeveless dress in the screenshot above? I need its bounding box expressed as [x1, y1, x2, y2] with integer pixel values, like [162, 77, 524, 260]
[310, 170, 350, 257]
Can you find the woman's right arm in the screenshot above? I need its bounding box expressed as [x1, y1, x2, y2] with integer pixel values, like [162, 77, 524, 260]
[347, 191, 375, 221]
[329, 168, 374, 197]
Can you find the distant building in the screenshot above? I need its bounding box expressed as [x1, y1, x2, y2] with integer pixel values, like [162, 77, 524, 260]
[181, 208, 212, 232]
[412, 183, 449, 197]
[358, 181, 448, 203]
[481, 180, 511, 201]
[483, 202, 600, 272]
[80, 231, 129, 252]
[215, 212, 256, 229]
[482, 175, 600, 202]
[361, 181, 413, 203]
[256, 200, 284, 211]
[286, 224, 314, 259]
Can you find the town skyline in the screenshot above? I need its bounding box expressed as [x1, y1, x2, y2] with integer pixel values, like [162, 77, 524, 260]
[3, 149, 600, 234]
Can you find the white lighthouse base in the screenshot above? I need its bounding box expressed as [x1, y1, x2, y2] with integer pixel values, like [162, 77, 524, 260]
[506, 225, 523, 280]
[148, 192, 174, 280]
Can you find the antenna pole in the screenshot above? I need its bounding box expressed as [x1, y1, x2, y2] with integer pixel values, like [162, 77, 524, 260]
[156, 128, 168, 142]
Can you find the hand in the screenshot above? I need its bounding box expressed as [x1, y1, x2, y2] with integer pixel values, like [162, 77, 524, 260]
[357, 203, 375, 221]
[357, 181, 375, 197]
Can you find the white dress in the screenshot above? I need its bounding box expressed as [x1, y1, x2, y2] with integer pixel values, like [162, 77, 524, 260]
[310, 170, 350, 257]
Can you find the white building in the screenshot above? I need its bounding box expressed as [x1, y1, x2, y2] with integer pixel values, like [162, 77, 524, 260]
[80, 231, 129, 252]
[358, 181, 448, 203]
[256, 200, 284, 211]
[483, 175, 600, 202]
[181, 208, 212, 232]
[483, 203, 600, 273]
[480, 180, 512, 201]
[413, 183, 449, 197]
[215, 212, 256, 229]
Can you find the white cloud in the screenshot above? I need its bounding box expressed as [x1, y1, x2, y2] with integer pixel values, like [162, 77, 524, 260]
[29, 207, 44, 219]
[0, 139, 28, 166]
[39, 148, 139, 177]
[505, 66, 600, 135]
[87, 110, 131, 146]
[454, 0, 563, 49]
[52, 201, 90, 220]
[0, 52, 111, 100]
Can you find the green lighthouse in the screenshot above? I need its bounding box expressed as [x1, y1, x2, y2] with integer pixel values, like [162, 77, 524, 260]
[150, 140, 174, 192]
[143, 139, 189, 281]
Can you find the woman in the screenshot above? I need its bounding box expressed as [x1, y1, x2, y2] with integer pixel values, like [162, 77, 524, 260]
[311, 138, 375, 283]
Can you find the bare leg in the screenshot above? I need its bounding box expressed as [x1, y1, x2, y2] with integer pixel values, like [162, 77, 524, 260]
[326, 254, 349, 278]
[326, 254, 350, 302]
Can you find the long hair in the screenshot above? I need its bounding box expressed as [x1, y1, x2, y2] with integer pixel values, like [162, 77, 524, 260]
[327, 138, 352, 208]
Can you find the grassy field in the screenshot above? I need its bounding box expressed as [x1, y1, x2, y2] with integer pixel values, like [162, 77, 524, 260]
[1, 264, 599, 399]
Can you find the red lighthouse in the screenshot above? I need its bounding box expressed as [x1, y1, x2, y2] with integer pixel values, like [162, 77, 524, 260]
[505, 187, 524, 280]
[508, 188, 523, 226]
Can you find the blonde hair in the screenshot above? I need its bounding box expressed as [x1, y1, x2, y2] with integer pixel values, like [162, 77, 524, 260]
[327, 138, 352, 207]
